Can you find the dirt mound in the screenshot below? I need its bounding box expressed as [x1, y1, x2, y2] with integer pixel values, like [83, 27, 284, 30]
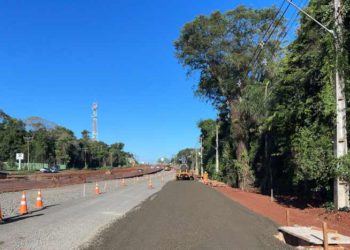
[0, 166, 160, 193]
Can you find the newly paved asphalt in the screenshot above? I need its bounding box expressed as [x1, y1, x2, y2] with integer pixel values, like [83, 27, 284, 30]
[84, 181, 291, 250]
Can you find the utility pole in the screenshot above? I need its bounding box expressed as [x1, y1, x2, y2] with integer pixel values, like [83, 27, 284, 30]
[195, 148, 199, 176]
[83, 147, 88, 169]
[23, 135, 33, 170]
[333, 0, 349, 209]
[287, 0, 349, 209]
[215, 124, 219, 174]
[200, 136, 203, 176]
[264, 81, 274, 201]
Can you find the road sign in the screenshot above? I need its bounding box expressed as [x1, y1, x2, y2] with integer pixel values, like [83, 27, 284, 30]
[16, 153, 24, 160]
[16, 153, 24, 170]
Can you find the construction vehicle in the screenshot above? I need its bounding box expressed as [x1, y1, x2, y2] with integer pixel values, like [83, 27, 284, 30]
[176, 164, 194, 180]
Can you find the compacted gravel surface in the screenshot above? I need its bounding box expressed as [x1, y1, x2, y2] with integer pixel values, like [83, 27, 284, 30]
[0, 172, 173, 250]
[0, 176, 144, 218]
[84, 181, 292, 250]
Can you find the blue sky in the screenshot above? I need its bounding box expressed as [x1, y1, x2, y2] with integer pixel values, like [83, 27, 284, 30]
[0, 0, 303, 163]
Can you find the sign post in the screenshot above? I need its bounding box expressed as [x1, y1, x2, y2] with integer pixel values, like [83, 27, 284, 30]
[16, 153, 24, 170]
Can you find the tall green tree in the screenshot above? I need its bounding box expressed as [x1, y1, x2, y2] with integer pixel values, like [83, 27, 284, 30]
[175, 5, 285, 188]
[173, 148, 196, 168]
[262, 0, 350, 198]
[0, 111, 26, 167]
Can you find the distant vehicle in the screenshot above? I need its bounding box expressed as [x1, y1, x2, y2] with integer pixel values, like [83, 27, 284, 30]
[39, 165, 60, 173]
[137, 168, 144, 175]
[39, 167, 50, 173]
[156, 166, 160, 169]
[50, 165, 60, 173]
[150, 166, 155, 169]
[176, 164, 194, 180]
[164, 166, 171, 171]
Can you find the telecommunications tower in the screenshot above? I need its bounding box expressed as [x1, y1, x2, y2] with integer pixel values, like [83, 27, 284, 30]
[92, 102, 98, 141]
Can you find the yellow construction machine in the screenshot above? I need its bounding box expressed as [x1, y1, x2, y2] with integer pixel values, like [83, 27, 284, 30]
[176, 164, 194, 180]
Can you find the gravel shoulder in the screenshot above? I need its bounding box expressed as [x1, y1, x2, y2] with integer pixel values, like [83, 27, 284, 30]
[0, 172, 173, 250]
[84, 181, 292, 250]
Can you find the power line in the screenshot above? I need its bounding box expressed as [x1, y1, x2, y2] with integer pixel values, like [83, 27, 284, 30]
[279, 0, 307, 43]
[248, 1, 291, 81]
[277, 0, 308, 49]
[248, 0, 310, 81]
[243, 0, 291, 83]
[243, 0, 288, 81]
[281, 0, 331, 56]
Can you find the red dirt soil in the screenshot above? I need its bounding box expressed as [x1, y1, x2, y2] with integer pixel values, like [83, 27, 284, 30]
[213, 185, 350, 238]
[0, 165, 160, 193]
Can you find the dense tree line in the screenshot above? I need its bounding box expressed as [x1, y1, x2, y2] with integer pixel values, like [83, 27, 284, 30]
[175, 1, 350, 202]
[172, 148, 197, 168]
[0, 110, 136, 170]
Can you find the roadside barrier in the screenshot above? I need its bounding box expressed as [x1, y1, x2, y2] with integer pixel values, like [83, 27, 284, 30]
[148, 176, 154, 189]
[95, 183, 100, 195]
[285, 209, 290, 226]
[19, 192, 28, 215]
[103, 181, 107, 192]
[0, 204, 3, 222]
[35, 190, 43, 209]
[323, 222, 329, 250]
[121, 178, 127, 187]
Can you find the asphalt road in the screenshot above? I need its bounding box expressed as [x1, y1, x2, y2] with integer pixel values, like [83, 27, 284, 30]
[83, 181, 291, 250]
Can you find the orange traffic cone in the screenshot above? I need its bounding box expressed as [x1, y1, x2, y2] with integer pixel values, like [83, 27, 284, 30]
[148, 177, 154, 189]
[95, 183, 100, 194]
[35, 190, 43, 208]
[19, 192, 28, 215]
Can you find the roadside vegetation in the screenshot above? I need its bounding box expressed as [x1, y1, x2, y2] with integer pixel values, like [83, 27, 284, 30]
[174, 1, 350, 202]
[0, 110, 136, 171]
